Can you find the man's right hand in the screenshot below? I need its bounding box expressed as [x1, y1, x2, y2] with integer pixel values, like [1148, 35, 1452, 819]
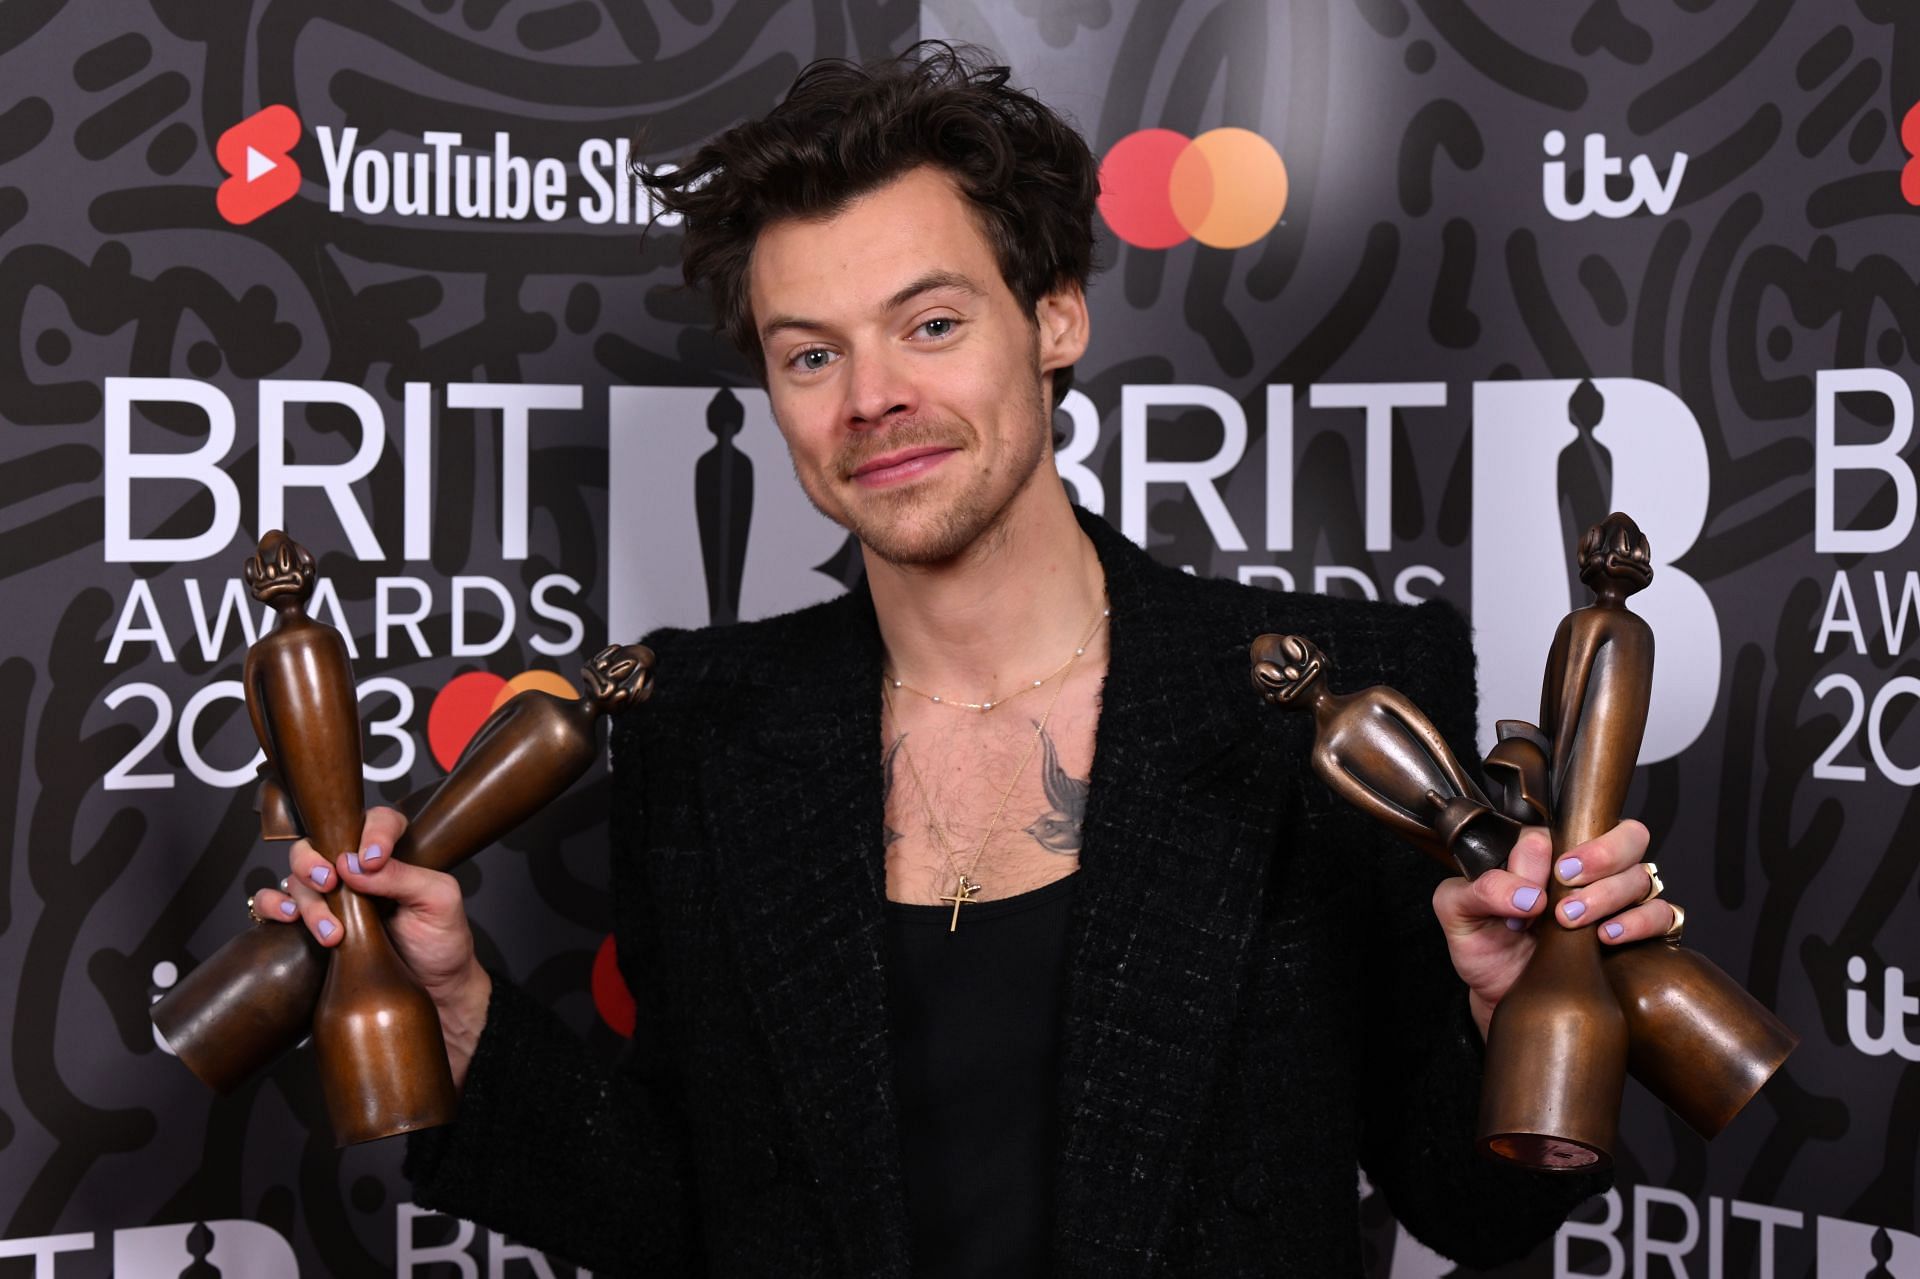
[251, 805, 493, 1090]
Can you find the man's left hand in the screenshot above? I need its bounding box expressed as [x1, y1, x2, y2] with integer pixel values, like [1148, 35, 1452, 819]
[1433, 819, 1675, 1038]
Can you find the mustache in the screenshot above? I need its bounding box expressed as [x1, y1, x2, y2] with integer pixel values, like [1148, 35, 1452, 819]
[835, 421, 970, 479]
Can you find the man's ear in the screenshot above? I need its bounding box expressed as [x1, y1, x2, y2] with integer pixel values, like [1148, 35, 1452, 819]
[1034, 285, 1090, 374]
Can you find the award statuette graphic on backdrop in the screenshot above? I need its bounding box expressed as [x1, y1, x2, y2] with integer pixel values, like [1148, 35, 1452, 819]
[1252, 513, 1796, 1171]
[150, 531, 656, 1146]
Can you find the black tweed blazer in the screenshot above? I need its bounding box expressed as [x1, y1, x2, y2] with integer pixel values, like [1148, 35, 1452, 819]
[408, 507, 1603, 1276]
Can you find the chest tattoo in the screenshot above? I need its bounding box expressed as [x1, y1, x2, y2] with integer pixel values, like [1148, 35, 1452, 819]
[882, 722, 1092, 860]
[881, 732, 905, 848]
[1023, 724, 1089, 855]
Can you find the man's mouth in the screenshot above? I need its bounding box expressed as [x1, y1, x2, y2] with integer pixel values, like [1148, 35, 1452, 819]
[849, 445, 957, 487]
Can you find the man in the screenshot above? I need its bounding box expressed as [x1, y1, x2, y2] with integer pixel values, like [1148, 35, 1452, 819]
[256, 44, 1674, 1276]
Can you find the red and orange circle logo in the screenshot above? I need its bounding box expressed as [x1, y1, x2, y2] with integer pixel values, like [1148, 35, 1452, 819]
[426, 668, 577, 770]
[1097, 128, 1288, 250]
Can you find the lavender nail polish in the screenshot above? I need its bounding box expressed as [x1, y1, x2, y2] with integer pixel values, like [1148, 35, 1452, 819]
[1605, 922, 1624, 939]
[363, 844, 384, 864]
[279, 900, 296, 918]
[318, 919, 335, 940]
[346, 852, 362, 875]
[1564, 900, 1587, 921]
[1505, 917, 1527, 932]
[1558, 856, 1583, 881]
[309, 866, 330, 888]
[1512, 886, 1541, 912]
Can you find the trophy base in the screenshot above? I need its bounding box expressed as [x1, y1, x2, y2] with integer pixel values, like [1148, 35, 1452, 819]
[1604, 942, 1799, 1140]
[331, 1112, 455, 1148]
[320, 1053, 458, 1147]
[153, 923, 328, 1094]
[1480, 1133, 1608, 1171]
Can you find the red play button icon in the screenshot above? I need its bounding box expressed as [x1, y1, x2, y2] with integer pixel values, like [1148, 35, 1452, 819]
[216, 105, 301, 225]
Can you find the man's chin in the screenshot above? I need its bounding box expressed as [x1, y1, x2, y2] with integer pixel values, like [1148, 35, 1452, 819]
[846, 492, 998, 568]
[856, 521, 981, 568]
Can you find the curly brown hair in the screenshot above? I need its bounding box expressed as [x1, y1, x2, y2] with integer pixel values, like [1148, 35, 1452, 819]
[637, 41, 1100, 404]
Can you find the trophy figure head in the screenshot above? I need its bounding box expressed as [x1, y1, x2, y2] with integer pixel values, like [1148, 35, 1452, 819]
[582, 644, 657, 713]
[244, 531, 317, 607]
[1577, 512, 1652, 599]
[1251, 633, 1327, 708]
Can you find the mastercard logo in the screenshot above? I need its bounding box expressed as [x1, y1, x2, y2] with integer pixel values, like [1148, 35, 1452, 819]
[426, 668, 578, 771]
[1097, 127, 1288, 250]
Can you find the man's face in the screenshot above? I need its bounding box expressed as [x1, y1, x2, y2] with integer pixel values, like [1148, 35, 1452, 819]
[748, 166, 1086, 566]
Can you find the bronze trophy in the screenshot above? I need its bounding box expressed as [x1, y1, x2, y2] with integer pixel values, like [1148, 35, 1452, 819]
[152, 531, 656, 1145]
[1252, 513, 1795, 1170]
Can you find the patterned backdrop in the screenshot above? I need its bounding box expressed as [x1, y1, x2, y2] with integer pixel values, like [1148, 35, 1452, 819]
[2, 0, 1916, 1274]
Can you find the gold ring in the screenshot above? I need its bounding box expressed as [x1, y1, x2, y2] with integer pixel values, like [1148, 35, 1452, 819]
[1661, 902, 1686, 943]
[246, 892, 264, 924]
[1641, 861, 1664, 903]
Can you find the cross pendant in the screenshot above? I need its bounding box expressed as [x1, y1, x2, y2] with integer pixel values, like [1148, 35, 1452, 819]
[939, 875, 981, 933]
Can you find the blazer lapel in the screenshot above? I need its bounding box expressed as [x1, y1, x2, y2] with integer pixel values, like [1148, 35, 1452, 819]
[705, 587, 912, 1276]
[1052, 512, 1291, 1270]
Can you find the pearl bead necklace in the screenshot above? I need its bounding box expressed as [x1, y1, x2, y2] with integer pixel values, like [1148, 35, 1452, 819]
[885, 606, 1108, 713]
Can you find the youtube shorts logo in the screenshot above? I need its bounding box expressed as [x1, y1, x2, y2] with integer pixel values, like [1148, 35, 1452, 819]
[216, 105, 301, 224]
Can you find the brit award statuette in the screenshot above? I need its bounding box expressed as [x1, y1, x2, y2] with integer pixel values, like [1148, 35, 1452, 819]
[152, 531, 656, 1145]
[1253, 513, 1796, 1169]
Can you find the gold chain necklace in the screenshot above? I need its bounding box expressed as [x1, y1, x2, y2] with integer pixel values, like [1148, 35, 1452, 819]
[887, 607, 1109, 712]
[881, 603, 1104, 931]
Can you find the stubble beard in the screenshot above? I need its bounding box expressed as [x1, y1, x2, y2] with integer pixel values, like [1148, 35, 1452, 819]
[803, 381, 1051, 569]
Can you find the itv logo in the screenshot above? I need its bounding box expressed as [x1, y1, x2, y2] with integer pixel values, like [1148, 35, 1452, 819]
[1541, 129, 1687, 221]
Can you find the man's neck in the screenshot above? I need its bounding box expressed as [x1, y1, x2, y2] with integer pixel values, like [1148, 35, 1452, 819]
[864, 476, 1105, 701]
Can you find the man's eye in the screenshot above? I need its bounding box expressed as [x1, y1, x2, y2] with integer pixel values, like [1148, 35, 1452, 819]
[918, 317, 956, 339]
[793, 349, 834, 371]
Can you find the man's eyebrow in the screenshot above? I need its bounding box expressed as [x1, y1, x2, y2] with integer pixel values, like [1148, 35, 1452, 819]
[758, 271, 984, 345]
[759, 314, 828, 343]
[884, 270, 983, 312]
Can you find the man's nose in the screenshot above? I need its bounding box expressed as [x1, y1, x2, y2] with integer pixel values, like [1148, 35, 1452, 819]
[844, 346, 915, 428]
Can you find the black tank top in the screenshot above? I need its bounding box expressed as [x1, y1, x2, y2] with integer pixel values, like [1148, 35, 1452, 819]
[884, 871, 1079, 1278]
